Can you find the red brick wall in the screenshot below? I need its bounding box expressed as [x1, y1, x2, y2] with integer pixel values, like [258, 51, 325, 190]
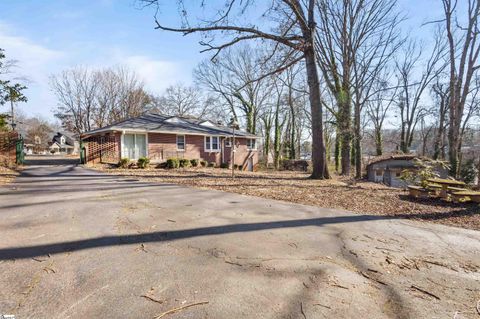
[223, 138, 259, 169]
[148, 133, 257, 167]
[84, 132, 258, 168]
[83, 133, 120, 164]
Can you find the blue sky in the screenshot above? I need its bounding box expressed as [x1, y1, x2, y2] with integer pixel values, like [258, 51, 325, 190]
[0, 0, 442, 121]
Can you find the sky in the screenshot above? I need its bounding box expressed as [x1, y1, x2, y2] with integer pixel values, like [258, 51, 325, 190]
[0, 0, 443, 122]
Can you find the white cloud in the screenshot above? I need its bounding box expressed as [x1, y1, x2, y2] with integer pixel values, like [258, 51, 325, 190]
[0, 22, 65, 119]
[123, 55, 191, 93]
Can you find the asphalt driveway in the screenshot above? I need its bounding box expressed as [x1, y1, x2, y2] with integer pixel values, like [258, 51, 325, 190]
[0, 160, 479, 318]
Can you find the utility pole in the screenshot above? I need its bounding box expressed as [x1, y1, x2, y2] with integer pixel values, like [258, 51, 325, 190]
[10, 87, 15, 130]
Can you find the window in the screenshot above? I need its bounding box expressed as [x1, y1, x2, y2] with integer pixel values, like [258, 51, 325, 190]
[247, 138, 257, 150]
[205, 136, 220, 152]
[176, 135, 185, 151]
[122, 133, 147, 159]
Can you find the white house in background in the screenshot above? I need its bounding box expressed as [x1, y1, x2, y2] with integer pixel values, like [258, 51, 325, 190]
[49, 132, 79, 155]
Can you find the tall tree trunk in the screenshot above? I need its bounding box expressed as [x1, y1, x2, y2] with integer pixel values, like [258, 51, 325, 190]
[273, 106, 281, 170]
[335, 127, 341, 172]
[338, 92, 352, 175]
[354, 101, 362, 178]
[448, 111, 460, 177]
[263, 128, 271, 165]
[374, 128, 383, 156]
[305, 47, 329, 179]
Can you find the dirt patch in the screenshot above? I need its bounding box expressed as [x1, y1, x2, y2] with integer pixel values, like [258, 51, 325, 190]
[0, 165, 19, 185]
[89, 165, 480, 231]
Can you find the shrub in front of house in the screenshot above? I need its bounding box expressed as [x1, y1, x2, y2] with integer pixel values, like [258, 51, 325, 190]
[208, 162, 216, 168]
[190, 159, 199, 167]
[179, 158, 191, 168]
[137, 157, 150, 169]
[166, 158, 180, 169]
[200, 160, 208, 167]
[220, 162, 229, 169]
[118, 158, 130, 169]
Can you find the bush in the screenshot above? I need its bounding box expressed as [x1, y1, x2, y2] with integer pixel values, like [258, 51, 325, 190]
[400, 158, 450, 188]
[220, 162, 229, 169]
[190, 159, 199, 167]
[137, 157, 150, 169]
[166, 158, 180, 169]
[179, 158, 191, 168]
[460, 159, 478, 185]
[118, 158, 130, 169]
[200, 160, 208, 167]
[208, 162, 216, 168]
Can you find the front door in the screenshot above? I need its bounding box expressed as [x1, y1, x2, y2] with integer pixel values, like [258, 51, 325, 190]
[247, 157, 253, 171]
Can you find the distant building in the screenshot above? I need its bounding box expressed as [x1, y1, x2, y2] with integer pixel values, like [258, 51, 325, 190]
[49, 132, 79, 155]
[366, 154, 448, 188]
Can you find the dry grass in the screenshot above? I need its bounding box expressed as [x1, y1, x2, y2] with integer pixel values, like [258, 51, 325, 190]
[92, 165, 480, 231]
[0, 165, 19, 185]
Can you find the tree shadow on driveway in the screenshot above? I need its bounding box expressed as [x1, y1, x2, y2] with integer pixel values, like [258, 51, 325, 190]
[0, 214, 385, 261]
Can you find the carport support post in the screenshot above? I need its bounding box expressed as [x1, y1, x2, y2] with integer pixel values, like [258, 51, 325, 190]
[232, 126, 236, 179]
[229, 117, 239, 179]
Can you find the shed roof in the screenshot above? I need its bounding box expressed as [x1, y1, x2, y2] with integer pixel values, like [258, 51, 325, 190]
[81, 113, 258, 139]
[366, 154, 417, 167]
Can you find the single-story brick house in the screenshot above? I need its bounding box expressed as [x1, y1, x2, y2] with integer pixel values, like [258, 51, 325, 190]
[80, 114, 259, 170]
[366, 154, 448, 188]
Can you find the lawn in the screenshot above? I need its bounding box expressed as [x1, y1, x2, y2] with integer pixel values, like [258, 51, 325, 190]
[92, 165, 480, 230]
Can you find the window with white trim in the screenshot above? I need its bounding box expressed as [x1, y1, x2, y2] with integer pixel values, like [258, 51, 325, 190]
[205, 136, 220, 152]
[176, 135, 185, 151]
[247, 138, 257, 150]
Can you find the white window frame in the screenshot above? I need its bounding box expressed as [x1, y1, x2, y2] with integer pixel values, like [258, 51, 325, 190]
[247, 138, 257, 150]
[205, 136, 221, 152]
[176, 135, 186, 151]
[121, 132, 148, 160]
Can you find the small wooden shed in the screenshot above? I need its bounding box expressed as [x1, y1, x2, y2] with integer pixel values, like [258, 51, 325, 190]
[366, 154, 448, 188]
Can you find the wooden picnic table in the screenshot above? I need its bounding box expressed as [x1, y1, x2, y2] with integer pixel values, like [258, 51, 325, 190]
[426, 178, 466, 198]
[451, 191, 480, 203]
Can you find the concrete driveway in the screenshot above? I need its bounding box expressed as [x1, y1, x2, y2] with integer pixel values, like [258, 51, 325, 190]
[0, 160, 479, 319]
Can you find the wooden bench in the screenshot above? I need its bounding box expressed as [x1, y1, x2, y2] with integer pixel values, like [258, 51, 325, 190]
[426, 183, 443, 197]
[451, 191, 480, 203]
[408, 185, 429, 199]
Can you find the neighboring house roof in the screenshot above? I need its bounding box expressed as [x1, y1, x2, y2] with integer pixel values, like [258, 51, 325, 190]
[52, 132, 76, 146]
[366, 154, 417, 167]
[81, 113, 258, 138]
[49, 141, 74, 149]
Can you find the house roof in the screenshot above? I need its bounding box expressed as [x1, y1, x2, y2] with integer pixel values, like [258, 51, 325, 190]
[366, 154, 417, 167]
[52, 132, 76, 146]
[81, 113, 258, 138]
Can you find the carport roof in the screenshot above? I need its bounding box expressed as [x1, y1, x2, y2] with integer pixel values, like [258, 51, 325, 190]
[81, 113, 258, 138]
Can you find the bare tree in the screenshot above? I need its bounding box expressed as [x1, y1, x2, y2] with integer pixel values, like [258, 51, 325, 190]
[431, 81, 450, 159]
[195, 46, 272, 134]
[152, 83, 205, 117]
[315, 0, 403, 177]
[366, 79, 398, 156]
[51, 66, 151, 134]
[141, 0, 330, 178]
[395, 35, 447, 153]
[441, 0, 480, 176]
